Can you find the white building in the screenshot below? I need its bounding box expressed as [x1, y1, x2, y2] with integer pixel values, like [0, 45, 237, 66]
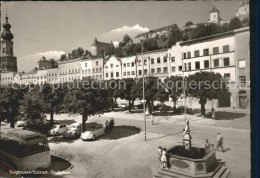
[58, 59, 81, 83]
[121, 56, 137, 79]
[104, 55, 122, 80]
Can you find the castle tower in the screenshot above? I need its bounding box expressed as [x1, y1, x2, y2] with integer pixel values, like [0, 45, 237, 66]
[236, 0, 250, 21]
[0, 14, 17, 73]
[209, 6, 220, 24]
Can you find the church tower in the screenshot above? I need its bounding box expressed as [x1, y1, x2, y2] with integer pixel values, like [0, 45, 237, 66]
[0, 14, 17, 73]
[209, 6, 220, 24]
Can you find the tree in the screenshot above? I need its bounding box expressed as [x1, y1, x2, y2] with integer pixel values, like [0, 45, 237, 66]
[63, 79, 109, 131]
[186, 72, 229, 116]
[39, 83, 65, 127]
[118, 78, 137, 112]
[77, 47, 84, 57]
[164, 76, 183, 111]
[190, 23, 208, 40]
[185, 21, 194, 27]
[20, 91, 47, 125]
[114, 47, 124, 57]
[123, 34, 132, 45]
[133, 43, 142, 54]
[71, 49, 78, 59]
[0, 84, 24, 128]
[168, 27, 183, 47]
[136, 76, 160, 114]
[229, 17, 242, 30]
[59, 54, 66, 61]
[107, 80, 120, 111]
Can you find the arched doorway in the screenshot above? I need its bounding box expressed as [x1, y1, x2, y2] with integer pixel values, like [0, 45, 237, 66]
[239, 90, 248, 109]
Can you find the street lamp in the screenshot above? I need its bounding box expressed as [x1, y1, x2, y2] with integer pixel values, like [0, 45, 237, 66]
[141, 41, 146, 141]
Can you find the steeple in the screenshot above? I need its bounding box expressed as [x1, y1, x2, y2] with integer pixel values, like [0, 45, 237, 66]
[92, 37, 98, 46]
[1, 13, 14, 41]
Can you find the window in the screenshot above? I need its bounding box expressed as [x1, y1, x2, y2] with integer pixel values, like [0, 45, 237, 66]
[116, 65, 119, 67]
[184, 63, 187, 71]
[239, 60, 246, 68]
[157, 58, 161, 63]
[223, 45, 229, 53]
[204, 60, 209, 68]
[214, 59, 219, 67]
[224, 73, 230, 81]
[131, 62, 134, 67]
[127, 63, 130, 67]
[239, 76, 246, 84]
[194, 50, 200, 57]
[111, 72, 114, 78]
[224, 58, 230, 66]
[213, 47, 219, 54]
[171, 57, 175, 62]
[179, 65, 182, 71]
[100, 68, 102, 72]
[139, 70, 142, 75]
[131, 71, 135, 75]
[116, 72, 119, 77]
[188, 63, 191, 70]
[2, 47, 5, 53]
[163, 57, 167, 63]
[195, 62, 200, 69]
[183, 53, 186, 59]
[203, 49, 209, 56]
[151, 68, 155, 73]
[157, 68, 161, 73]
[127, 71, 130, 76]
[111, 64, 113, 68]
[144, 59, 147, 65]
[144, 69, 147, 74]
[96, 61, 98, 66]
[123, 63, 126, 68]
[151, 58, 154, 64]
[85, 63, 88, 67]
[138, 60, 142, 66]
[163, 67, 168, 73]
[187, 52, 191, 59]
[106, 73, 108, 78]
[172, 66, 176, 72]
[93, 69, 95, 73]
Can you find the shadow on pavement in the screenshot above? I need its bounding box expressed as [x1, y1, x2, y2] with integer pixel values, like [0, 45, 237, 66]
[100, 125, 141, 140]
[48, 136, 77, 144]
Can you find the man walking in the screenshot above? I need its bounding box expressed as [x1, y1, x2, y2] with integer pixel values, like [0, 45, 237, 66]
[216, 133, 224, 152]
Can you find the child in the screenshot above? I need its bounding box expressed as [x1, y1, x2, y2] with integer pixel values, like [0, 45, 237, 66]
[157, 146, 162, 163]
[161, 148, 167, 168]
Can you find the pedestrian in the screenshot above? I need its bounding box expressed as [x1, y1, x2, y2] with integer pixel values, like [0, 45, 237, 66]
[157, 146, 162, 163]
[105, 120, 109, 133]
[211, 107, 216, 120]
[205, 139, 211, 149]
[216, 133, 224, 152]
[151, 114, 154, 125]
[161, 148, 167, 168]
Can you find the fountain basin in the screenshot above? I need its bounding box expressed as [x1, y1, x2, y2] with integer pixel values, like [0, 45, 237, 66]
[167, 145, 216, 176]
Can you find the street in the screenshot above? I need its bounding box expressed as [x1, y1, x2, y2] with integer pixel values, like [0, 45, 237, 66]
[45, 108, 250, 178]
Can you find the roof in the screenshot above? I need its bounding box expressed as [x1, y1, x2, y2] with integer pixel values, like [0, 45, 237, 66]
[210, 6, 219, 13]
[136, 48, 167, 55]
[135, 24, 178, 39]
[0, 128, 46, 145]
[58, 58, 82, 64]
[180, 31, 234, 46]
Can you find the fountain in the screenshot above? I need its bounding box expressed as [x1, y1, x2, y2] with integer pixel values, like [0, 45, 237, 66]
[151, 119, 231, 178]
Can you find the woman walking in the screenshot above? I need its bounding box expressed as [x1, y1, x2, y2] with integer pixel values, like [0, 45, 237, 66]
[161, 148, 167, 168]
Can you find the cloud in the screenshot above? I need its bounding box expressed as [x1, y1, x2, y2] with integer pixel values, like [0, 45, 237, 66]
[111, 24, 149, 33]
[96, 24, 150, 44]
[18, 51, 65, 72]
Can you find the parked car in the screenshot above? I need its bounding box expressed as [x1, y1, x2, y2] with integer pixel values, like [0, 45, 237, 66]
[15, 118, 27, 127]
[118, 103, 127, 108]
[48, 124, 68, 135]
[176, 106, 192, 114]
[62, 123, 82, 138]
[81, 123, 105, 141]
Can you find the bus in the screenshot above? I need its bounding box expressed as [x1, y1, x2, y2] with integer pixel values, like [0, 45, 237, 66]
[0, 128, 51, 171]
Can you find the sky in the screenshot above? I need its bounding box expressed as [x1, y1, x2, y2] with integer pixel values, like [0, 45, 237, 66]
[1, 1, 241, 72]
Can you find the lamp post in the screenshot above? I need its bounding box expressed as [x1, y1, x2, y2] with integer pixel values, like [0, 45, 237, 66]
[141, 42, 146, 141]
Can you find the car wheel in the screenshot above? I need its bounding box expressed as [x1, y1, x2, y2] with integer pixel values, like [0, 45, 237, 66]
[74, 133, 77, 138]
[92, 135, 96, 141]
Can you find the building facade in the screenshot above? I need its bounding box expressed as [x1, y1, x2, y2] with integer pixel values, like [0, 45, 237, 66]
[46, 68, 59, 84]
[121, 56, 137, 79]
[104, 55, 122, 80]
[58, 59, 81, 83]
[90, 38, 114, 57]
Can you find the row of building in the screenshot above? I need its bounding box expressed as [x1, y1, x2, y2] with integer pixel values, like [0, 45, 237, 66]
[0, 26, 250, 109]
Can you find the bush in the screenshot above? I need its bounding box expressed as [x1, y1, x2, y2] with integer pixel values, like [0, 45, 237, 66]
[154, 103, 164, 111]
[158, 104, 171, 113]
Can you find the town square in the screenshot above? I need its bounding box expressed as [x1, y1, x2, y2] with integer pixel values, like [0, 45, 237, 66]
[0, 1, 251, 178]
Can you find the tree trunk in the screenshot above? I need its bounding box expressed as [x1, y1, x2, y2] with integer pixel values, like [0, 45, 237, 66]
[82, 111, 88, 132]
[200, 98, 206, 116]
[128, 100, 131, 112]
[173, 101, 177, 112]
[131, 100, 135, 111]
[10, 117, 15, 128]
[49, 107, 54, 127]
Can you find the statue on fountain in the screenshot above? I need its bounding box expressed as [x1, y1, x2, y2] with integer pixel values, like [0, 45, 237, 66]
[183, 119, 192, 151]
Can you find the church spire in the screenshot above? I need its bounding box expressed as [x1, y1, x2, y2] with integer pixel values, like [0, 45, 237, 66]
[1, 13, 13, 41]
